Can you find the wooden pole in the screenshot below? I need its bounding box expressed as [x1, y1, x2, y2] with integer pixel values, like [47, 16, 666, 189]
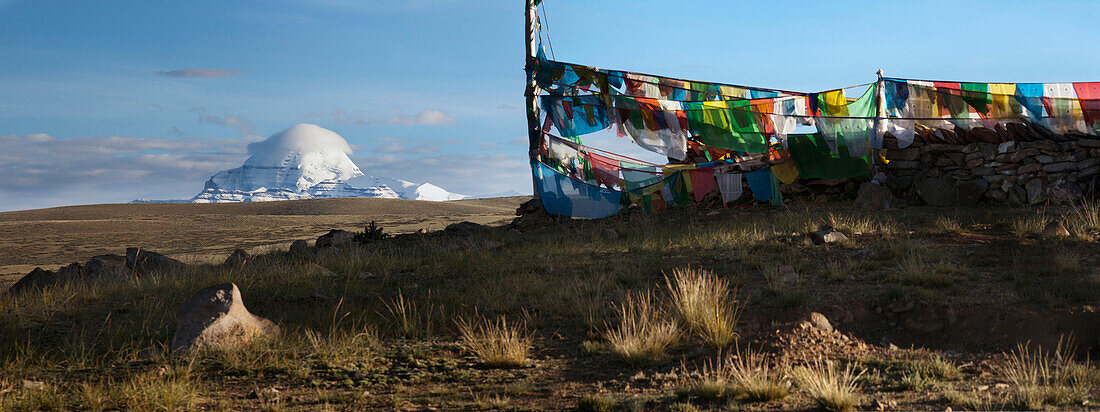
[874, 69, 886, 176]
[524, 0, 542, 201]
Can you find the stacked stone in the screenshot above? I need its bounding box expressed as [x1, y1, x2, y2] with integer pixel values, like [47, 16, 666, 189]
[883, 138, 1100, 206]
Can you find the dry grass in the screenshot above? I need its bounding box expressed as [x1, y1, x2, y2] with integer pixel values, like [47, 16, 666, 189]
[1050, 250, 1082, 273]
[664, 268, 741, 347]
[941, 389, 989, 410]
[932, 216, 965, 235]
[1009, 208, 1047, 237]
[456, 315, 531, 368]
[1001, 339, 1091, 409]
[1065, 199, 1100, 240]
[790, 361, 864, 412]
[382, 291, 437, 339]
[727, 348, 789, 402]
[685, 357, 734, 401]
[825, 212, 897, 236]
[603, 291, 680, 366]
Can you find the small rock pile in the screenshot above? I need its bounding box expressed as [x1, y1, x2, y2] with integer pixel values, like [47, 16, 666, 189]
[884, 137, 1100, 205]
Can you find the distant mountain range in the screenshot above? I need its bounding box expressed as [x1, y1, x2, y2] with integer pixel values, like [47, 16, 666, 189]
[134, 123, 468, 203]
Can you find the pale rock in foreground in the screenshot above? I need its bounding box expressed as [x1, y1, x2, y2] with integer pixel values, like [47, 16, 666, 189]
[172, 282, 278, 351]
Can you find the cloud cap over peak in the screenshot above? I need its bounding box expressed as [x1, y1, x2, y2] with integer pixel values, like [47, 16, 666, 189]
[157, 69, 245, 78]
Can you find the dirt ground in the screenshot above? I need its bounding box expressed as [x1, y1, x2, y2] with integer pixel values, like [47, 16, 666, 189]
[0, 197, 526, 285]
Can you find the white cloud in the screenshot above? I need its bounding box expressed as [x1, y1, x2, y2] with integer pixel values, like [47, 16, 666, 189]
[0, 133, 250, 210]
[158, 69, 245, 79]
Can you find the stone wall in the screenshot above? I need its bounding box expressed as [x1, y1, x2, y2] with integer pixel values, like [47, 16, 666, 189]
[882, 138, 1100, 206]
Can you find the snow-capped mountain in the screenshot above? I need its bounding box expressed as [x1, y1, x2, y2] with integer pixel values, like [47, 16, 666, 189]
[189, 123, 466, 203]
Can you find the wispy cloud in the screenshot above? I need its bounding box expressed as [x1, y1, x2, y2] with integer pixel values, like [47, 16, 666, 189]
[190, 108, 257, 136]
[157, 69, 245, 79]
[331, 108, 456, 128]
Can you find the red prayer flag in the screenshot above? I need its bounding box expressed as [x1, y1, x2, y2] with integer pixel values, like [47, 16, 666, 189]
[587, 152, 621, 189]
[688, 168, 716, 202]
[1073, 82, 1100, 129]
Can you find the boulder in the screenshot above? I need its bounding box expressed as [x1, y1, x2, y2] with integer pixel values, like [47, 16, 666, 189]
[315, 229, 356, 248]
[515, 197, 542, 215]
[954, 179, 989, 206]
[445, 221, 489, 233]
[1024, 179, 1045, 205]
[289, 239, 312, 255]
[7, 268, 60, 294]
[1042, 219, 1071, 238]
[915, 177, 956, 206]
[854, 182, 896, 210]
[171, 282, 278, 351]
[224, 249, 250, 266]
[601, 228, 620, 240]
[126, 248, 186, 274]
[809, 312, 834, 332]
[810, 228, 848, 245]
[85, 254, 128, 278]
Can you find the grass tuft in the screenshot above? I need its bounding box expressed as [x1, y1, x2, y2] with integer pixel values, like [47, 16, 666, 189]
[1001, 338, 1092, 409]
[382, 291, 436, 339]
[456, 315, 531, 368]
[603, 291, 680, 366]
[664, 268, 741, 347]
[727, 348, 789, 402]
[790, 361, 864, 412]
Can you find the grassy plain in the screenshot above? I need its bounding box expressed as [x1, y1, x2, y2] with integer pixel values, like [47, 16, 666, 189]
[0, 197, 524, 284]
[1, 198, 1099, 410]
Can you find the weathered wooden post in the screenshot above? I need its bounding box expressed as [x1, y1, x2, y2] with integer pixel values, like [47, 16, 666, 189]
[524, 0, 542, 202]
[874, 69, 887, 175]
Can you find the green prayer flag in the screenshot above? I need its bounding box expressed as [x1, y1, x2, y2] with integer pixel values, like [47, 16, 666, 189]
[961, 83, 992, 116]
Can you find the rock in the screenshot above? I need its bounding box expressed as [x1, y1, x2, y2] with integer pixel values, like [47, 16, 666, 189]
[289, 239, 311, 255]
[915, 177, 956, 206]
[1025, 179, 1045, 205]
[1048, 182, 1084, 204]
[810, 228, 848, 245]
[971, 166, 994, 176]
[854, 182, 896, 210]
[1017, 164, 1041, 175]
[305, 263, 336, 277]
[85, 254, 127, 277]
[445, 221, 489, 233]
[997, 141, 1016, 153]
[21, 380, 48, 391]
[955, 179, 989, 206]
[809, 312, 833, 332]
[885, 148, 920, 161]
[1077, 158, 1100, 171]
[1042, 162, 1076, 173]
[886, 160, 921, 170]
[1079, 138, 1100, 148]
[1042, 219, 1070, 238]
[171, 282, 278, 351]
[7, 268, 60, 294]
[224, 249, 250, 266]
[125, 248, 186, 274]
[315, 229, 356, 248]
[515, 197, 542, 215]
[602, 228, 620, 240]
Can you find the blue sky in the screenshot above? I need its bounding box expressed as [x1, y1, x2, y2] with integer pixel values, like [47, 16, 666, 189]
[2, 0, 1099, 210]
